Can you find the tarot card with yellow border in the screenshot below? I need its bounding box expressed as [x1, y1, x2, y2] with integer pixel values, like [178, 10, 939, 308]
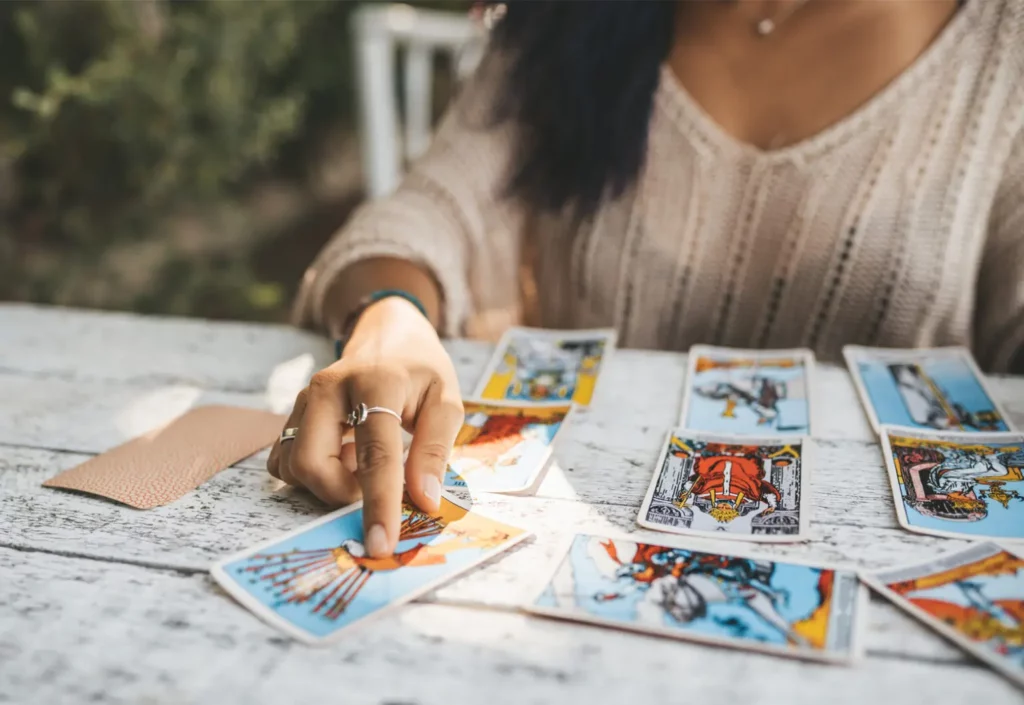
[475, 327, 616, 406]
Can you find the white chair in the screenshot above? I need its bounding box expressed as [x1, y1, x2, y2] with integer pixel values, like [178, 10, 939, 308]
[352, 4, 485, 199]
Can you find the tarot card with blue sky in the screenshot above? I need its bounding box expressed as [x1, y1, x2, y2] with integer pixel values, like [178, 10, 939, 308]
[680, 346, 815, 436]
[864, 542, 1024, 688]
[527, 534, 864, 663]
[844, 346, 1013, 433]
[443, 400, 572, 494]
[211, 494, 529, 644]
[881, 428, 1024, 541]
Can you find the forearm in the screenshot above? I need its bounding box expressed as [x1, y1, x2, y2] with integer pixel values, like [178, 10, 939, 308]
[320, 257, 443, 337]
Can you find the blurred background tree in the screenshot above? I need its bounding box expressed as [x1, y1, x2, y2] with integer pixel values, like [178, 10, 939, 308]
[0, 0, 466, 321]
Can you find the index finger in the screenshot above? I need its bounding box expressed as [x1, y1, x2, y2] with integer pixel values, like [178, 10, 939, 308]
[350, 375, 408, 559]
[289, 371, 360, 505]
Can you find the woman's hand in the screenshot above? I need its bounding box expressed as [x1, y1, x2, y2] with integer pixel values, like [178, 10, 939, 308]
[267, 296, 464, 558]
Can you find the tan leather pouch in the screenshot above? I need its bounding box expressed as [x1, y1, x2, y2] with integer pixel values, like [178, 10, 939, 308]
[43, 405, 285, 509]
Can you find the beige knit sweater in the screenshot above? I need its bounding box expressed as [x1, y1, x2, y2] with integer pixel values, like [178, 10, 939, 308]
[295, 0, 1024, 372]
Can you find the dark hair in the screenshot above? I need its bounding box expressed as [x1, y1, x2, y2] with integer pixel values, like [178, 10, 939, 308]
[490, 1, 677, 218]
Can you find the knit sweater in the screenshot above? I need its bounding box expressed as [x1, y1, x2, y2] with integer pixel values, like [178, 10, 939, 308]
[294, 0, 1024, 372]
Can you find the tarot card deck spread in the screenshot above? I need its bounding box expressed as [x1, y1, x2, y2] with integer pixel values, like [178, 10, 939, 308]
[136, 332, 1015, 687]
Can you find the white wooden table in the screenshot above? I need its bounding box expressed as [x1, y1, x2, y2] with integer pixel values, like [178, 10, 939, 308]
[2, 303, 1023, 705]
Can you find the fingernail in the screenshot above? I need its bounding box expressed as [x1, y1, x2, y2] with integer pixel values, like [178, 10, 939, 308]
[366, 524, 389, 557]
[423, 475, 441, 504]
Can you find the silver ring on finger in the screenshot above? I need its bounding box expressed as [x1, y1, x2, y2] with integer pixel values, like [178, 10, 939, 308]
[280, 427, 299, 443]
[346, 402, 402, 427]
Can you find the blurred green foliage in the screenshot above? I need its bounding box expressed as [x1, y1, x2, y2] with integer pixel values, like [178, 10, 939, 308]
[0, 0, 466, 320]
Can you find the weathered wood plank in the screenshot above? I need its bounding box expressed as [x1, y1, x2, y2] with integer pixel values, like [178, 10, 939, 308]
[3, 304, 1022, 441]
[0, 444, 984, 664]
[4, 547, 1020, 705]
[0, 302, 490, 392]
[0, 302, 334, 390]
[0, 347, 486, 455]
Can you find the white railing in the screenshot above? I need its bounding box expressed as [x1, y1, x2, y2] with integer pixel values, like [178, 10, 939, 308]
[352, 4, 485, 199]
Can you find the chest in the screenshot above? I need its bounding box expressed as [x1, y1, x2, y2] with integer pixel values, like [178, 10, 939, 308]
[668, 2, 960, 151]
[522, 4, 1012, 355]
[538, 87, 1000, 355]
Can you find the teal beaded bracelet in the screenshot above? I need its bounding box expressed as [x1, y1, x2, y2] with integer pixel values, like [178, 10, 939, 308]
[334, 289, 430, 359]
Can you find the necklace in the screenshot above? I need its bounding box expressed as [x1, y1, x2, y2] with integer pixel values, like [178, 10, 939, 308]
[755, 0, 812, 37]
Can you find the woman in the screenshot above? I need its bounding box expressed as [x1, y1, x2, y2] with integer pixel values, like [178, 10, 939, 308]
[269, 0, 1024, 557]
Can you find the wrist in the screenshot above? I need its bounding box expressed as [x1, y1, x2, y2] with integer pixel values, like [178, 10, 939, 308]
[335, 291, 434, 359]
[357, 296, 426, 329]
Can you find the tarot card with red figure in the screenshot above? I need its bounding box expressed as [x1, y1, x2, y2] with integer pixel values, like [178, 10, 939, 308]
[637, 431, 811, 542]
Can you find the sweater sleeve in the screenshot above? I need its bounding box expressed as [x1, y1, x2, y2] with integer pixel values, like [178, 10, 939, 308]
[976, 125, 1024, 373]
[291, 50, 522, 338]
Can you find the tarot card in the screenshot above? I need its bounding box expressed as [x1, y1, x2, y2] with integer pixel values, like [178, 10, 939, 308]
[863, 542, 1024, 688]
[211, 494, 529, 644]
[679, 345, 815, 435]
[637, 431, 810, 542]
[844, 346, 1013, 433]
[474, 327, 616, 406]
[880, 427, 1024, 541]
[526, 534, 865, 664]
[443, 399, 573, 495]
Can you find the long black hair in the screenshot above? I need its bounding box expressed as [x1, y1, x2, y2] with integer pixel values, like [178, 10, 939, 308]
[489, 1, 677, 217]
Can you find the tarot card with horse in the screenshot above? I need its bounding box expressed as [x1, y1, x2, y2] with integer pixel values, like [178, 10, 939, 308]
[863, 542, 1024, 688]
[680, 346, 815, 435]
[637, 431, 810, 542]
[844, 346, 1013, 433]
[443, 400, 572, 495]
[211, 494, 529, 644]
[475, 327, 616, 406]
[527, 534, 864, 663]
[881, 428, 1024, 540]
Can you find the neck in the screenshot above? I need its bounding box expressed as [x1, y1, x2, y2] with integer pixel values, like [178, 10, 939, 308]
[677, 1, 809, 24]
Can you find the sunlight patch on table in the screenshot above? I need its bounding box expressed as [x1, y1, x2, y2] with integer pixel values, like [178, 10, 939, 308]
[115, 386, 202, 437]
[264, 353, 315, 414]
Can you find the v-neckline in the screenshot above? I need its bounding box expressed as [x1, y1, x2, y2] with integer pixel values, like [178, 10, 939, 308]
[657, 0, 980, 164]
